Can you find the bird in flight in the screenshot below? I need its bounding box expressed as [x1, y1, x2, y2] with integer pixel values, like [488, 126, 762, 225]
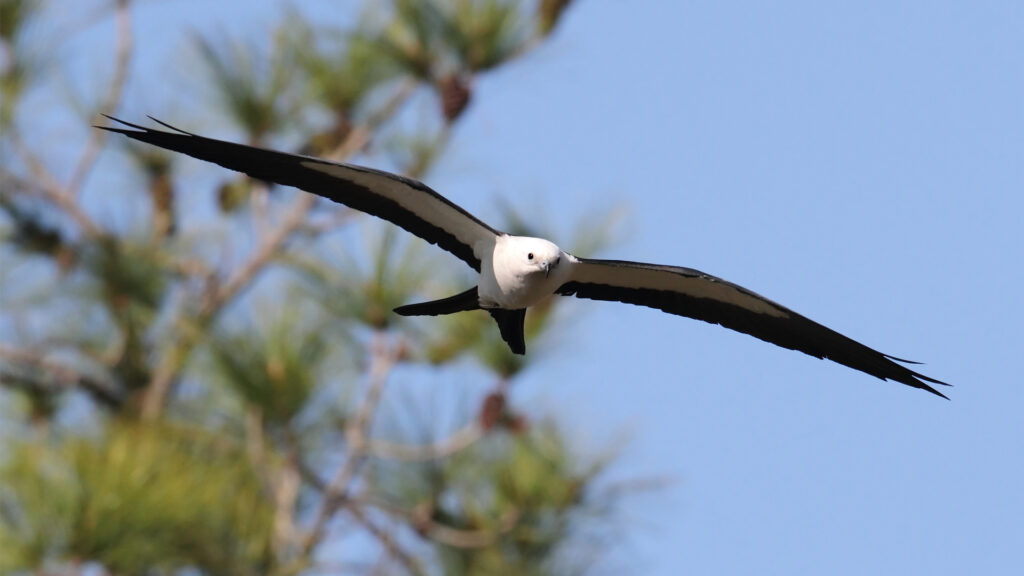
[100, 117, 949, 398]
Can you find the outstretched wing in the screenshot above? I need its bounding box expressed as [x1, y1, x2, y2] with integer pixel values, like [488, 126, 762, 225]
[557, 257, 949, 397]
[99, 117, 499, 271]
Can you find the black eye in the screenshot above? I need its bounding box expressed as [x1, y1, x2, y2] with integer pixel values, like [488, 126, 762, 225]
[527, 253, 534, 260]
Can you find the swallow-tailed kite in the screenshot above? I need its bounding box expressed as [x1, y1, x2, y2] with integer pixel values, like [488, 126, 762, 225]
[99, 117, 949, 398]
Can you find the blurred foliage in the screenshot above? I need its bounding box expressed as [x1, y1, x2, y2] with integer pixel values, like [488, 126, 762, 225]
[384, 0, 529, 76]
[79, 237, 169, 390]
[0, 1, 642, 575]
[0, 0, 34, 41]
[291, 226, 436, 331]
[195, 31, 297, 144]
[380, 0, 546, 122]
[444, 0, 528, 73]
[208, 312, 328, 427]
[0, 194, 65, 259]
[369, 422, 618, 576]
[289, 12, 401, 120]
[121, 140, 177, 239]
[537, 0, 574, 36]
[0, 0, 43, 128]
[0, 423, 275, 575]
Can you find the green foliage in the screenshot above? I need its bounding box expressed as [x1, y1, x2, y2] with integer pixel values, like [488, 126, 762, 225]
[217, 176, 255, 213]
[0, 52, 28, 129]
[379, 0, 535, 121]
[0, 0, 37, 41]
[291, 15, 401, 117]
[195, 31, 297, 143]
[129, 142, 177, 238]
[0, 195, 65, 258]
[382, 0, 446, 79]
[0, 1, 643, 575]
[444, 0, 528, 73]
[85, 236, 168, 312]
[370, 422, 614, 576]
[384, 124, 453, 179]
[0, 0, 43, 129]
[294, 224, 436, 330]
[0, 423, 275, 575]
[537, 0, 574, 37]
[81, 237, 168, 389]
[208, 311, 328, 426]
[383, 0, 528, 76]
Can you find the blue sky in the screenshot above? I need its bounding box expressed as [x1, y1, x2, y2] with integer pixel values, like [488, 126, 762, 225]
[42, 0, 1024, 574]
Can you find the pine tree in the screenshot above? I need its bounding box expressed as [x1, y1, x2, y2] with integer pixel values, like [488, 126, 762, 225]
[0, 2, 633, 574]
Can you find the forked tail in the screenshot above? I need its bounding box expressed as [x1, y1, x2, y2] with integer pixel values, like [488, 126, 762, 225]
[393, 287, 527, 355]
[487, 308, 527, 355]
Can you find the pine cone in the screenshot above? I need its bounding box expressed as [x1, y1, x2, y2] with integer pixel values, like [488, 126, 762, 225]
[478, 390, 505, 430]
[438, 73, 472, 122]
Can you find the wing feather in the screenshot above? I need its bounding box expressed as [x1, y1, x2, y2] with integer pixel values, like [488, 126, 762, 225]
[99, 117, 498, 270]
[558, 257, 949, 397]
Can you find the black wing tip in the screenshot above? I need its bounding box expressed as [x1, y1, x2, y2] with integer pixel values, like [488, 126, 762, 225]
[884, 353, 924, 365]
[882, 354, 951, 398]
[96, 114, 147, 131]
[919, 383, 951, 400]
[95, 115, 192, 137]
[146, 115, 194, 135]
[902, 370, 951, 400]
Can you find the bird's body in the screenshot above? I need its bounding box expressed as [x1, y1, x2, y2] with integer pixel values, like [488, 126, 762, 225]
[99, 117, 950, 398]
[479, 235, 570, 309]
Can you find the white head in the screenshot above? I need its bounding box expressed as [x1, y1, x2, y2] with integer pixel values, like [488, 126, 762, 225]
[512, 236, 563, 278]
[482, 234, 571, 309]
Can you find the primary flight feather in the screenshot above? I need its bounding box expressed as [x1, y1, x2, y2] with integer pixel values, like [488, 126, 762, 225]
[99, 117, 949, 398]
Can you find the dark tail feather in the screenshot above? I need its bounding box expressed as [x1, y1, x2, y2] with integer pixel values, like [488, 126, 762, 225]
[394, 286, 480, 316]
[394, 288, 527, 355]
[488, 308, 527, 355]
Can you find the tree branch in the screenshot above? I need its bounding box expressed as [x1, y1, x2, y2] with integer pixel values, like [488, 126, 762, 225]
[323, 79, 417, 162]
[140, 81, 417, 421]
[68, 0, 134, 196]
[366, 422, 484, 462]
[345, 504, 427, 576]
[7, 134, 104, 238]
[369, 497, 521, 550]
[300, 330, 398, 556]
[0, 344, 122, 408]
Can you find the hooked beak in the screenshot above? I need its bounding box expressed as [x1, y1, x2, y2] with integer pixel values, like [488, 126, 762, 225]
[544, 256, 560, 278]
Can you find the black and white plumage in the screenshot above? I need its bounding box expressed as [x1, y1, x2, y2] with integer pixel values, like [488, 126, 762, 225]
[99, 117, 949, 398]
